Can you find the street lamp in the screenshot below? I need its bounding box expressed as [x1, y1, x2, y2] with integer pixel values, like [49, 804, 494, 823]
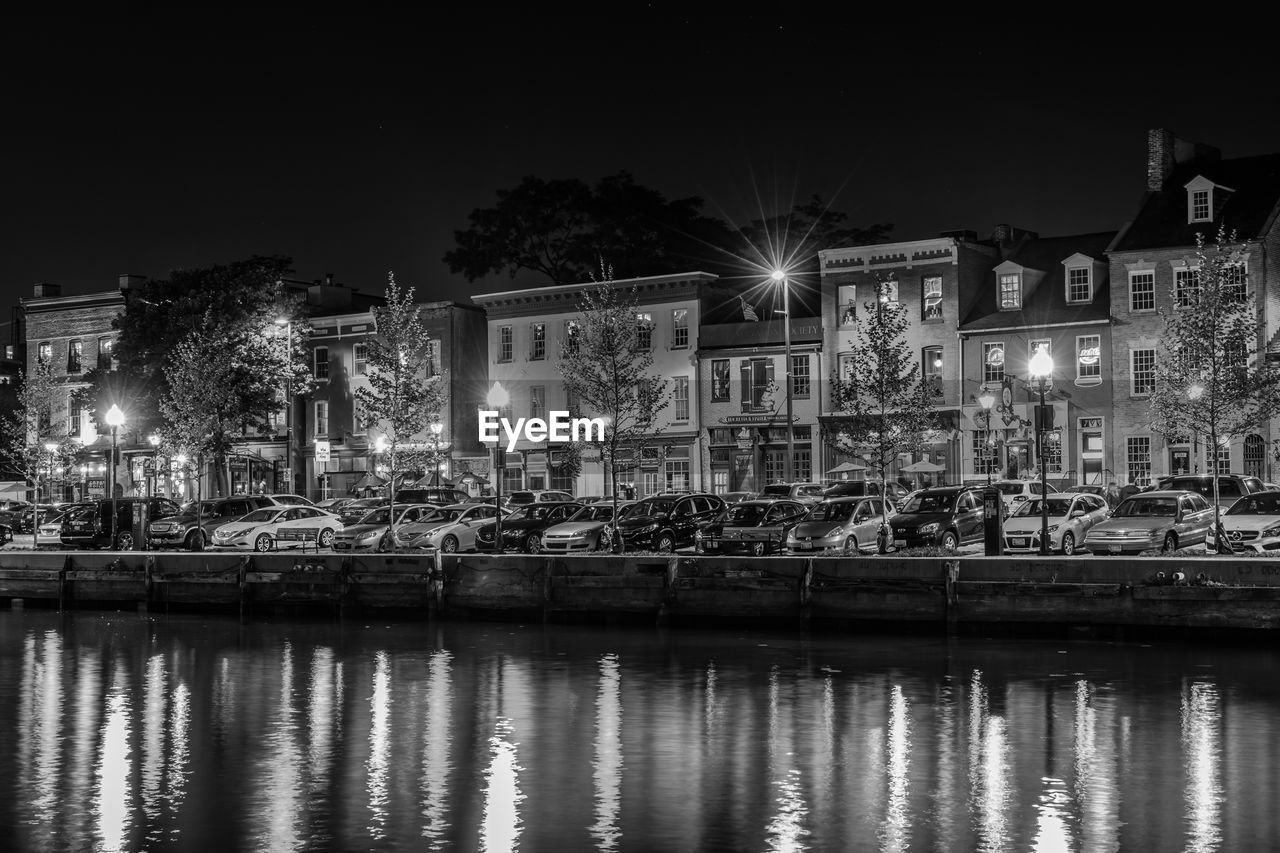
[487, 382, 509, 550]
[770, 270, 795, 484]
[431, 417, 445, 481]
[105, 404, 125, 549]
[142, 433, 160, 552]
[978, 390, 996, 485]
[275, 317, 293, 494]
[1029, 350, 1054, 556]
[35, 441, 58, 548]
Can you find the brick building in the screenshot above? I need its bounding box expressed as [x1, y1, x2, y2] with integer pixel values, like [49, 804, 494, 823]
[1106, 129, 1280, 485]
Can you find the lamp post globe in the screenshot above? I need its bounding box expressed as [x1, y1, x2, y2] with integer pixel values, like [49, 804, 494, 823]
[1028, 351, 1054, 556]
[105, 404, 126, 549]
[978, 390, 996, 485]
[486, 383, 509, 549]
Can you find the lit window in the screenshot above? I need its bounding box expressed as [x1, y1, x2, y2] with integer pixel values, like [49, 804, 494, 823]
[354, 343, 368, 375]
[498, 326, 513, 363]
[530, 324, 546, 360]
[426, 340, 441, 376]
[353, 397, 367, 435]
[665, 459, 690, 492]
[1175, 268, 1200, 309]
[37, 342, 51, 365]
[313, 347, 329, 380]
[983, 342, 1005, 384]
[999, 274, 1021, 309]
[68, 396, 81, 436]
[674, 376, 689, 420]
[98, 337, 114, 369]
[1129, 272, 1155, 312]
[1191, 189, 1210, 222]
[531, 386, 545, 420]
[672, 309, 689, 348]
[67, 340, 82, 373]
[880, 279, 899, 303]
[1076, 335, 1101, 382]
[563, 320, 580, 356]
[635, 313, 653, 349]
[1066, 268, 1091, 303]
[1224, 263, 1247, 302]
[922, 276, 943, 319]
[1127, 437, 1151, 485]
[791, 354, 810, 398]
[315, 401, 329, 436]
[1130, 349, 1156, 396]
[1030, 339, 1051, 364]
[922, 347, 943, 398]
[838, 285, 857, 326]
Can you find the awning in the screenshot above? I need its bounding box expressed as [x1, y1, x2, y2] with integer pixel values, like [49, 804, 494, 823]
[901, 460, 945, 473]
[827, 461, 867, 475]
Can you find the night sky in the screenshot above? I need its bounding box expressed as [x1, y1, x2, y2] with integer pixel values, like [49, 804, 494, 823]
[4, 8, 1277, 331]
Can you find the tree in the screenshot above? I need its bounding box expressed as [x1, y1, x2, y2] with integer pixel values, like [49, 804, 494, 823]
[354, 272, 448, 547]
[0, 362, 79, 502]
[822, 277, 937, 553]
[1149, 226, 1280, 552]
[557, 268, 672, 552]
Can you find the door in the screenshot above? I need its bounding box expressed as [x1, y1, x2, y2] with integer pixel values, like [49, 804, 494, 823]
[961, 492, 984, 540]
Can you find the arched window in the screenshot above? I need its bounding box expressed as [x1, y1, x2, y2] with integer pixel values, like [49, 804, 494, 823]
[1244, 433, 1266, 479]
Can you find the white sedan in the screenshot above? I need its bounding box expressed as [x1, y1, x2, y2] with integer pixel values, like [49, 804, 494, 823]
[210, 505, 342, 551]
[393, 503, 506, 553]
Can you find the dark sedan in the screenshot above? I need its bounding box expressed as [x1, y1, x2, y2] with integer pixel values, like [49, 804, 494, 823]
[474, 501, 583, 553]
[695, 499, 807, 556]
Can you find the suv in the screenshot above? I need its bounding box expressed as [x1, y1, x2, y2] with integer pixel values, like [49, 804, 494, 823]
[757, 483, 827, 504]
[505, 490, 575, 507]
[147, 496, 269, 551]
[992, 479, 1059, 516]
[396, 487, 470, 506]
[1154, 473, 1265, 509]
[611, 492, 726, 552]
[821, 481, 911, 504]
[889, 486, 985, 551]
[59, 497, 183, 550]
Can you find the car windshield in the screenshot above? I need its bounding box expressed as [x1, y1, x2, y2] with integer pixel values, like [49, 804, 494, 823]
[724, 505, 768, 525]
[636, 499, 675, 515]
[1113, 497, 1177, 517]
[995, 484, 1025, 495]
[239, 509, 280, 523]
[1226, 494, 1280, 515]
[902, 493, 955, 514]
[567, 505, 612, 522]
[359, 509, 393, 525]
[760, 486, 792, 497]
[1013, 497, 1074, 517]
[804, 502, 857, 523]
[507, 492, 535, 505]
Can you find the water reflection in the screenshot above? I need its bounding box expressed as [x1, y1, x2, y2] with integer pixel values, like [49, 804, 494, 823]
[481, 716, 523, 852]
[367, 649, 391, 841]
[879, 684, 911, 853]
[1182, 680, 1223, 852]
[421, 649, 453, 849]
[95, 669, 133, 853]
[590, 653, 622, 851]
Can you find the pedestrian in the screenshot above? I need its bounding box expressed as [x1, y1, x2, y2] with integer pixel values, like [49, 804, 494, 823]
[1105, 480, 1120, 509]
[1118, 480, 1140, 503]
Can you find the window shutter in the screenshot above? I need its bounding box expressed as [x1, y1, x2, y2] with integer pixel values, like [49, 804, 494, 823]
[766, 360, 775, 388]
[740, 361, 751, 412]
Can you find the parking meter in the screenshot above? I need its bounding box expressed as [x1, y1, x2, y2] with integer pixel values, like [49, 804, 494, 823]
[983, 486, 1003, 556]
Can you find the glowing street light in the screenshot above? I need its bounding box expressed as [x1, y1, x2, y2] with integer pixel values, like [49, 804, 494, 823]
[487, 383, 509, 549]
[105, 404, 125, 549]
[978, 390, 996, 485]
[1029, 350, 1054, 556]
[771, 269, 795, 484]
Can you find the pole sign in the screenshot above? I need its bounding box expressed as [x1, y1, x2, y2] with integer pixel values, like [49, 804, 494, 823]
[315, 440, 331, 463]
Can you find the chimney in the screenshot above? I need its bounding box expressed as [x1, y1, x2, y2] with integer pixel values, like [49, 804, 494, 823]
[325, 272, 334, 286]
[1147, 128, 1221, 192]
[118, 273, 147, 290]
[989, 224, 1038, 249]
[32, 282, 61, 298]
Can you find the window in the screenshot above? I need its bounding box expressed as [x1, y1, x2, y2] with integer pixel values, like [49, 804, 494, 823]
[353, 397, 367, 435]
[1066, 267, 1092, 303]
[354, 342, 368, 375]
[564, 320, 580, 357]
[98, 337, 114, 370]
[498, 326, 513, 363]
[973, 430, 998, 476]
[1129, 272, 1155, 312]
[425, 340, 441, 376]
[1042, 432, 1062, 475]
[529, 324, 546, 360]
[1030, 339, 1051, 364]
[1245, 434, 1266, 479]
[879, 279, 899, 303]
[672, 376, 689, 421]
[999, 274, 1021, 309]
[314, 347, 329, 380]
[791, 354, 810, 398]
[793, 450, 813, 483]
[530, 386, 545, 420]
[922, 346, 943, 398]
[37, 342, 51, 365]
[1191, 189, 1210, 222]
[838, 353, 855, 383]
[636, 313, 653, 350]
[314, 401, 329, 436]
[1224, 263, 1247, 302]
[68, 396, 81, 436]
[672, 309, 689, 349]
[742, 358, 773, 411]
[711, 359, 730, 402]
[983, 342, 1005, 384]
[838, 285, 857, 326]
[67, 340, 82, 373]
[922, 276, 943, 320]
[665, 460, 690, 492]
[1130, 349, 1156, 396]
[1213, 442, 1231, 475]
[1174, 268, 1199, 309]
[1127, 437, 1152, 485]
[1076, 335, 1102, 382]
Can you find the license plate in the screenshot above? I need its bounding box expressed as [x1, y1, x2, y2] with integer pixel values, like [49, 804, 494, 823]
[894, 539, 907, 549]
[1012, 538, 1028, 547]
[1109, 545, 1122, 554]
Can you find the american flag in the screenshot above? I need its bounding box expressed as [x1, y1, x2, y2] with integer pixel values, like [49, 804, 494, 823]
[739, 297, 759, 321]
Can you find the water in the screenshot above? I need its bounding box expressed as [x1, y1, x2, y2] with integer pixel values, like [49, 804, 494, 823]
[1, 609, 1278, 852]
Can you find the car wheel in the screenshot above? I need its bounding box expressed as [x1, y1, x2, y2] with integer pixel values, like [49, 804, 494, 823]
[318, 528, 335, 548]
[939, 530, 959, 551]
[525, 532, 542, 554]
[441, 535, 459, 554]
[1060, 532, 1075, 556]
[254, 534, 273, 552]
[843, 536, 859, 556]
[1162, 532, 1178, 553]
[184, 530, 205, 551]
[656, 531, 676, 553]
[750, 540, 766, 558]
[115, 531, 135, 551]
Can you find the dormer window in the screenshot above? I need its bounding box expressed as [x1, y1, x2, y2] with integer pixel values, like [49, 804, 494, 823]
[1191, 189, 1210, 222]
[1184, 175, 1233, 225]
[1066, 267, 1092, 303]
[998, 274, 1022, 310]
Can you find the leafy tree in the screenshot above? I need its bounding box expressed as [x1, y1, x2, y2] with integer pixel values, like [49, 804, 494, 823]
[354, 272, 448, 546]
[0, 363, 79, 501]
[822, 277, 937, 553]
[557, 268, 672, 552]
[1149, 226, 1280, 552]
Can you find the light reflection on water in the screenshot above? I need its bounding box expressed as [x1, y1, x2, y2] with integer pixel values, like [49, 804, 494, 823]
[3, 611, 1280, 851]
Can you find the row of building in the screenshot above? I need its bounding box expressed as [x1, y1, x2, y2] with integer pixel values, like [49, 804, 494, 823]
[8, 128, 1280, 501]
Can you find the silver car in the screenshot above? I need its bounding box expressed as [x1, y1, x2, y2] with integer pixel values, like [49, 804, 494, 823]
[541, 501, 636, 553]
[1206, 490, 1280, 554]
[1083, 490, 1215, 555]
[331, 503, 440, 551]
[783, 497, 897, 556]
[1002, 493, 1110, 555]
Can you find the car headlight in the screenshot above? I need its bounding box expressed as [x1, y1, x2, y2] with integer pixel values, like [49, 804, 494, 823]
[694, 530, 703, 541]
[1261, 525, 1280, 539]
[826, 526, 843, 538]
[638, 522, 659, 533]
[918, 522, 939, 534]
[1045, 524, 1059, 534]
[356, 530, 380, 541]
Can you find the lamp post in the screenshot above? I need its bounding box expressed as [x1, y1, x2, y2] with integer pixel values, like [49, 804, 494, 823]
[1029, 350, 1054, 556]
[1188, 383, 1205, 475]
[105, 404, 125, 549]
[431, 418, 445, 481]
[141, 433, 160, 552]
[487, 383, 509, 549]
[275, 317, 293, 494]
[35, 441, 58, 547]
[978, 390, 996, 485]
[79, 464, 88, 501]
[770, 270, 795, 484]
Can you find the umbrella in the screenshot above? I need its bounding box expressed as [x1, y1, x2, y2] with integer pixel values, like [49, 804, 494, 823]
[352, 472, 387, 492]
[826, 461, 867, 475]
[900, 460, 945, 473]
[413, 471, 457, 488]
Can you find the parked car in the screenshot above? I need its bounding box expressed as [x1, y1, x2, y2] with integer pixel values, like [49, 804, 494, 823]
[609, 493, 726, 553]
[718, 491, 758, 505]
[889, 486, 986, 551]
[1001, 492, 1111, 556]
[16, 502, 66, 533]
[313, 496, 357, 512]
[266, 493, 315, 506]
[395, 487, 470, 506]
[0, 499, 34, 530]
[147, 496, 275, 551]
[1153, 473, 1265, 509]
[331, 503, 441, 551]
[696, 499, 808, 556]
[1065, 484, 1107, 498]
[210, 505, 342, 551]
[541, 501, 637, 553]
[60, 497, 184, 550]
[336, 497, 391, 526]
[474, 501, 584, 553]
[991, 479, 1060, 516]
[393, 503, 507, 552]
[1205, 490, 1280, 554]
[784, 496, 898, 556]
[504, 490, 576, 507]
[756, 483, 827, 505]
[1082, 490, 1215, 555]
[822, 481, 911, 504]
[35, 502, 95, 543]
